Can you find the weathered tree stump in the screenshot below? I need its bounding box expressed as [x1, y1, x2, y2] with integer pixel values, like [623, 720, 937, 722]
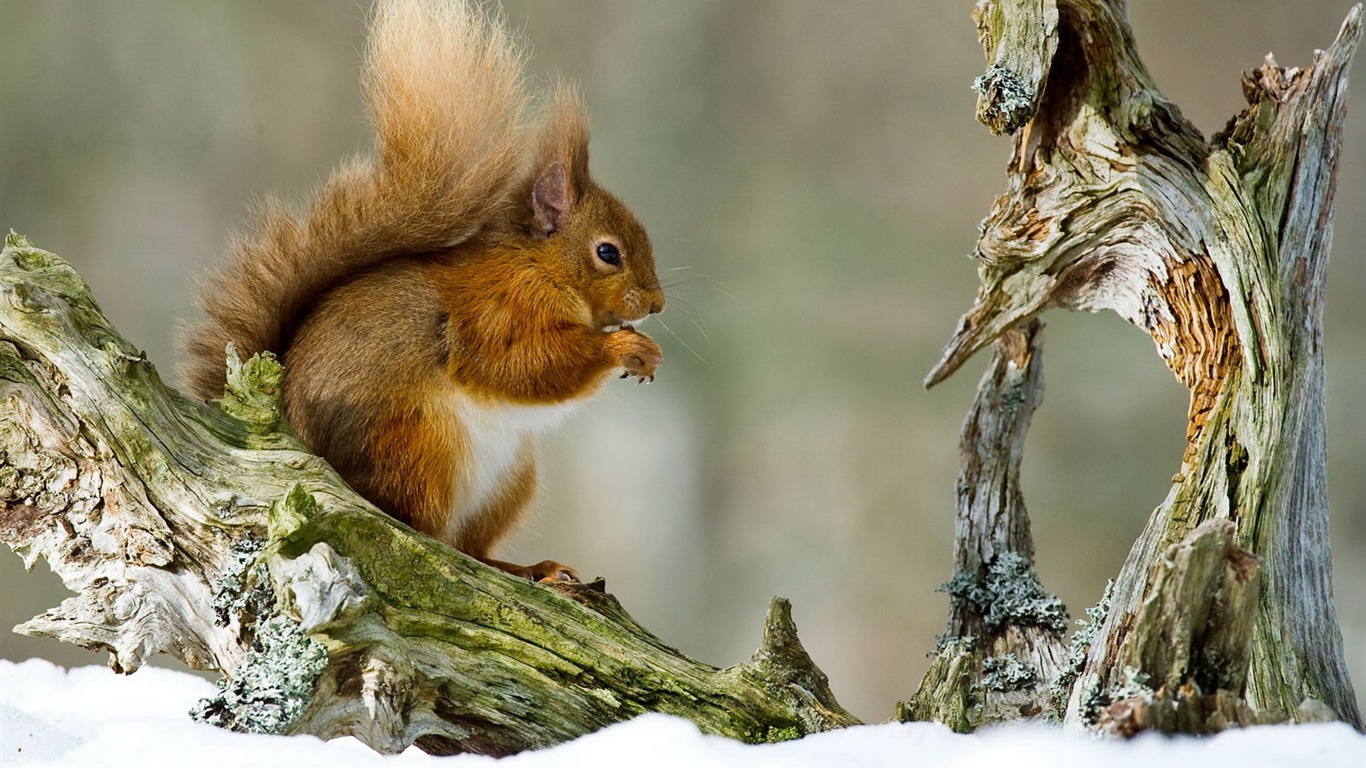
[899, 321, 1070, 731]
[920, 0, 1363, 735]
[0, 233, 857, 755]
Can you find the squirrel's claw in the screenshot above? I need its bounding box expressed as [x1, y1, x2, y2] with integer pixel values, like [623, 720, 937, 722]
[609, 331, 662, 383]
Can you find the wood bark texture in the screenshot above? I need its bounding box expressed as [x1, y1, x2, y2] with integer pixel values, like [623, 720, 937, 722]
[927, 0, 1363, 735]
[900, 320, 1069, 731]
[0, 233, 858, 755]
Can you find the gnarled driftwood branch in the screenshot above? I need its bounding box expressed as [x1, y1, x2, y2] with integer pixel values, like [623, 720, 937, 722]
[0, 233, 858, 755]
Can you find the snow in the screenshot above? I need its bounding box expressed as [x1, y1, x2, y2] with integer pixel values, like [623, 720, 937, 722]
[1, 659, 1362, 768]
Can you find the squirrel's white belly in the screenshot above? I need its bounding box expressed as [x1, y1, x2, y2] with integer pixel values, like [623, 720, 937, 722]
[441, 394, 581, 530]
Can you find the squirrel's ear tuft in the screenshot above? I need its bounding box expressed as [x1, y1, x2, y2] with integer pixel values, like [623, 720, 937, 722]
[528, 82, 590, 238]
[532, 162, 571, 237]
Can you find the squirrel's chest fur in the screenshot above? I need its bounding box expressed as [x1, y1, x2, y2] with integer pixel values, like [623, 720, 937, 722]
[440, 391, 580, 529]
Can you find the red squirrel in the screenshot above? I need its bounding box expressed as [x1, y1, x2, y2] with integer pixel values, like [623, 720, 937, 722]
[180, 0, 664, 582]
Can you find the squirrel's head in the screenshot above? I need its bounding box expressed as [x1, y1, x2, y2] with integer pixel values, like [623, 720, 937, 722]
[521, 96, 664, 331]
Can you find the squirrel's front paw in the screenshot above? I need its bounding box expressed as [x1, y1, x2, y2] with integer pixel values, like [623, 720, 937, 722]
[608, 327, 662, 383]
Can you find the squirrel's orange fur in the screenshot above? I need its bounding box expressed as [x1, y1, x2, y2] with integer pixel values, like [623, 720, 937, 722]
[181, 0, 664, 582]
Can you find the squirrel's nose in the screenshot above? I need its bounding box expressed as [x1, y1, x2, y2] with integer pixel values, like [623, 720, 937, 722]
[649, 296, 665, 315]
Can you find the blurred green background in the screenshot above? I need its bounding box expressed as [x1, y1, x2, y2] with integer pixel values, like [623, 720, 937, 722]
[1, 1, 1362, 722]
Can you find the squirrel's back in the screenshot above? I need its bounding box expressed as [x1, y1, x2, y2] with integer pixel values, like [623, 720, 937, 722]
[181, 0, 538, 399]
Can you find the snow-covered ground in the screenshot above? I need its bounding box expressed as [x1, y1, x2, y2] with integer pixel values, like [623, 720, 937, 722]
[1, 659, 1361, 768]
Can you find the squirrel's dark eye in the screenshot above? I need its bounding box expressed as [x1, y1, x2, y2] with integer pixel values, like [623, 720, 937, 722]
[595, 242, 622, 267]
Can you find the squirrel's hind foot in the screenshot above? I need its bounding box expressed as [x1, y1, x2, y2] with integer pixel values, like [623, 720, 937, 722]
[480, 556, 580, 584]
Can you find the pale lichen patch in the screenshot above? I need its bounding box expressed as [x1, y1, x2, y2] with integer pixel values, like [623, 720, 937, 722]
[981, 653, 1036, 692]
[974, 64, 1036, 135]
[191, 615, 328, 734]
[1048, 580, 1113, 719]
[939, 552, 1068, 633]
[210, 534, 271, 630]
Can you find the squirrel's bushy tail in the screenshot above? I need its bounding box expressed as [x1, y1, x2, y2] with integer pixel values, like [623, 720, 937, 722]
[181, 0, 534, 399]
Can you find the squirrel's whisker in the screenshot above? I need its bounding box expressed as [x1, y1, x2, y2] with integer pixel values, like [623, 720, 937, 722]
[654, 315, 708, 366]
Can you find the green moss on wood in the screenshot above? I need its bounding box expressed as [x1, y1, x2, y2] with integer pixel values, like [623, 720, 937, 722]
[897, 639, 976, 733]
[219, 347, 286, 432]
[268, 484, 319, 544]
[5, 231, 33, 249]
[760, 725, 802, 744]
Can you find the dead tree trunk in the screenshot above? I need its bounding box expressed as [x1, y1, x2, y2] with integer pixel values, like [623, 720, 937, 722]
[0, 233, 857, 755]
[922, 0, 1363, 735]
[899, 321, 1070, 731]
